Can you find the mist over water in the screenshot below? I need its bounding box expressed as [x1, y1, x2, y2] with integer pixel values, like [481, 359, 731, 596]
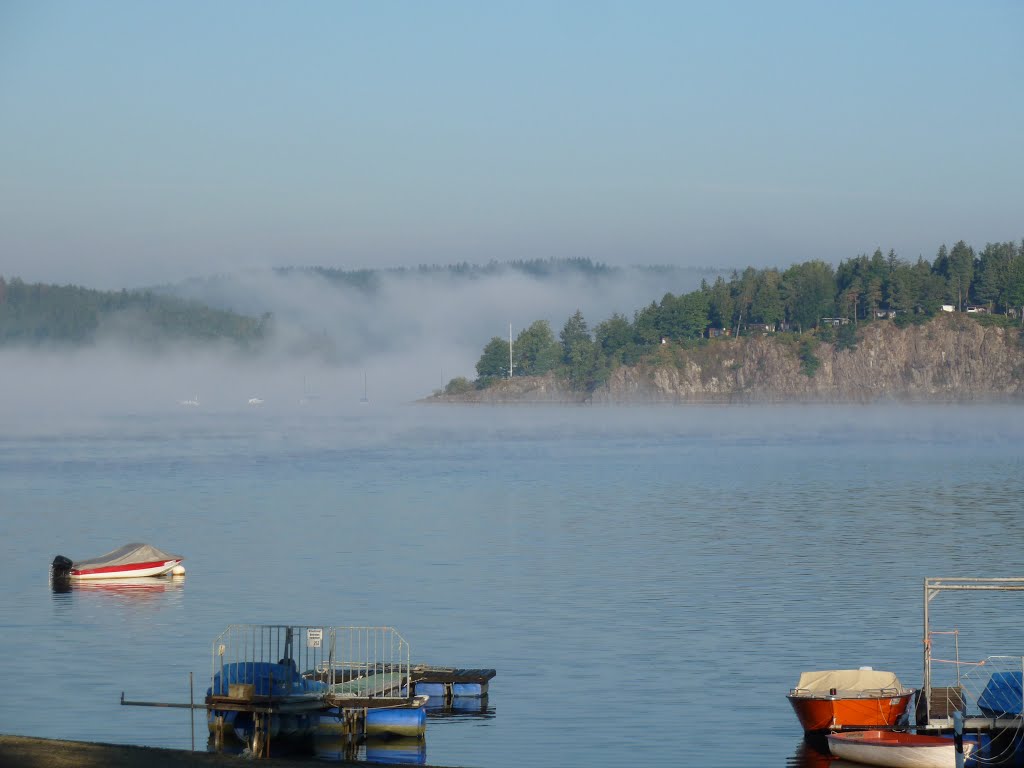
[0, 265, 720, 429]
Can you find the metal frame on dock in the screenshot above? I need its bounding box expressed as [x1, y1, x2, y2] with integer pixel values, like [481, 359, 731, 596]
[122, 623, 497, 760]
[922, 577, 1024, 731]
[207, 624, 418, 756]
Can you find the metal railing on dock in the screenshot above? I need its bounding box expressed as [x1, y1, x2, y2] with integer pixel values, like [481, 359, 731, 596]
[206, 624, 415, 757]
[211, 624, 411, 698]
[922, 578, 1024, 742]
[922, 652, 1024, 728]
[123, 623, 494, 759]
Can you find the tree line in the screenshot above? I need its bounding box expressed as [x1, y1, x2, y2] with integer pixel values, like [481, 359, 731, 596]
[463, 240, 1024, 394]
[279, 257, 619, 291]
[0, 277, 269, 348]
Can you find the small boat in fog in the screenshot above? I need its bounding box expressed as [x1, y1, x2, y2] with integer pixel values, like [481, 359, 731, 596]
[51, 543, 185, 581]
[179, 396, 200, 406]
[788, 669, 915, 733]
[826, 730, 973, 768]
[248, 397, 264, 406]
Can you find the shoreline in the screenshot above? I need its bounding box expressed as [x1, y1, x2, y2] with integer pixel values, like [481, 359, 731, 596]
[0, 734, 453, 768]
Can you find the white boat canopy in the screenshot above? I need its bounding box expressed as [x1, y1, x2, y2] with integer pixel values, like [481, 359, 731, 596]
[73, 543, 182, 571]
[793, 669, 905, 693]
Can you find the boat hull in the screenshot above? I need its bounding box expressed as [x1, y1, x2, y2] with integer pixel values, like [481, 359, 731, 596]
[788, 691, 914, 733]
[827, 730, 974, 768]
[70, 559, 182, 579]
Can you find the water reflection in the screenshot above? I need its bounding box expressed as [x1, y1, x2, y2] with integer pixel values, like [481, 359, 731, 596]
[786, 736, 831, 768]
[424, 696, 495, 721]
[364, 737, 427, 765]
[312, 735, 427, 764]
[50, 574, 185, 602]
[786, 733, 1024, 767]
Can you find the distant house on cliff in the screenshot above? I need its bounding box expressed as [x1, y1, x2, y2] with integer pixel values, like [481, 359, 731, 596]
[874, 309, 897, 319]
[941, 305, 956, 313]
[965, 305, 989, 314]
[743, 322, 774, 335]
[707, 327, 730, 338]
[820, 317, 851, 327]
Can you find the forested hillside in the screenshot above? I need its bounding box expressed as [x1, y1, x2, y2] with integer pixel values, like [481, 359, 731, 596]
[462, 240, 1024, 395]
[434, 313, 1024, 404]
[0, 277, 269, 348]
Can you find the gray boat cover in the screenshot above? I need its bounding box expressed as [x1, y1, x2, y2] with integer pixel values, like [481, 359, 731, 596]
[73, 543, 182, 570]
[793, 669, 904, 694]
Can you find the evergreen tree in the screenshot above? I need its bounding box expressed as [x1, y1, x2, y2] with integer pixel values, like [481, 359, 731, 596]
[513, 320, 560, 376]
[475, 337, 511, 382]
[1006, 245, 1024, 321]
[887, 263, 919, 315]
[750, 269, 784, 327]
[706, 276, 734, 330]
[594, 313, 636, 364]
[864, 277, 883, 319]
[946, 240, 975, 310]
[560, 310, 596, 390]
[781, 261, 835, 331]
[560, 310, 591, 362]
[975, 242, 1015, 312]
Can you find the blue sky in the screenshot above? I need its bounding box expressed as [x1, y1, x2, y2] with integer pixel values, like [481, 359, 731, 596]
[1, 1, 1022, 288]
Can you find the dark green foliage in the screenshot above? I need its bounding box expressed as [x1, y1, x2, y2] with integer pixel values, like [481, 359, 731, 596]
[444, 376, 475, 395]
[594, 313, 636, 365]
[835, 323, 858, 351]
[288, 257, 616, 289]
[475, 336, 511, 383]
[750, 269, 784, 325]
[629, 290, 711, 346]
[706, 276, 734, 330]
[893, 311, 930, 328]
[0, 277, 266, 348]
[514, 320, 561, 376]
[972, 313, 1015, 329]
[781, 261, 836, 331]
[945, 240, 975, 310]
[560, 310, 597, 391]
[798, 338, 821, 378]
[462, 238, 1024, 393]
[559, 310, 590, 364]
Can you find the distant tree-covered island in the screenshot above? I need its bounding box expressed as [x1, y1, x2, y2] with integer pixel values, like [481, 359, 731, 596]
[438, 240, 1024, 401]
[0, 257, 719, 357]
[0, 277, 270, 349]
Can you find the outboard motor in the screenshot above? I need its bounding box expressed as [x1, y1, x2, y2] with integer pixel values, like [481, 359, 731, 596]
[51, 555, 73, 581]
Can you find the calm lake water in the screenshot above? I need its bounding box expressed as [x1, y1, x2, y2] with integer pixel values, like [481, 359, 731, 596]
[2, 403, 1023, 767]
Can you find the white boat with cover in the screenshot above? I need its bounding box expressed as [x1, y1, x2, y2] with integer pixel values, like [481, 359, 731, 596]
[51, 543, 184, 580]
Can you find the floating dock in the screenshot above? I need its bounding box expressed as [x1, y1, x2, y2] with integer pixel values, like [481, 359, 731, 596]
[123, 623, 495, 760]
[409, 665, 495, 700]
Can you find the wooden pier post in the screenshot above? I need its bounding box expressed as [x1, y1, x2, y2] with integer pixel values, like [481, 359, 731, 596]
[189, 672, 194, 752]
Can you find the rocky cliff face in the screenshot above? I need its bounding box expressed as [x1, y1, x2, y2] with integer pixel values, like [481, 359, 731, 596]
[430, 315, 1024, 404]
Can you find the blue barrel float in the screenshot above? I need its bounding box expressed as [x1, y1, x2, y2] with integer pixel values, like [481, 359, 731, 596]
[366, 706, 427, 738]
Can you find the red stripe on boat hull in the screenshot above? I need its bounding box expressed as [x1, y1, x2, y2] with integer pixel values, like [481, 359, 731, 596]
[70, 560, 181, 579]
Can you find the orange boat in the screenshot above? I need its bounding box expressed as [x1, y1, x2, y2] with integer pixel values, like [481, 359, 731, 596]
[787, 669, 915, 733]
